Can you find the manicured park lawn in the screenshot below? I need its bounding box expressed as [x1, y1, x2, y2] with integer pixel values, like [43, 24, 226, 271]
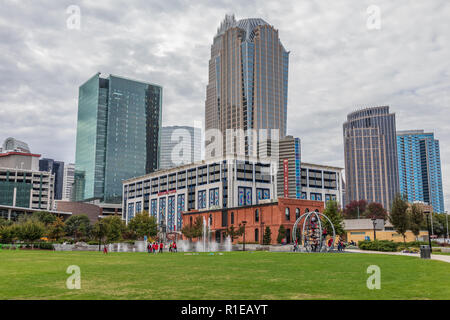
[0, 250, 449, 300]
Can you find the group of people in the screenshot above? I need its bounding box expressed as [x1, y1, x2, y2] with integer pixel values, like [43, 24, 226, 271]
[147, 241, 177, 254]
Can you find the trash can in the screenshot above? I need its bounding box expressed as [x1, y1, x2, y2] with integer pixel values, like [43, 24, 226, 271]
[420, 245, 431, 259]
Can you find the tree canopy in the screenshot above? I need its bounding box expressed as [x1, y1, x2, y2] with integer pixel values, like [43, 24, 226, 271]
[343, 200, 367, 219]
[323, 200, 345, 236]
[64, 214, 91, 241]
[127, 212, 158, 240]
[389, 194, 409, 243]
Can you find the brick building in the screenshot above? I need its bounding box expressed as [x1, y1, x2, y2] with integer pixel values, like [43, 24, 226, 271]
[181, 198, 324, 245]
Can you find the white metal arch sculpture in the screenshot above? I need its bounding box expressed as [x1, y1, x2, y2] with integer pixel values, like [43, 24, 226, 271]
[292, 211, 336, 252]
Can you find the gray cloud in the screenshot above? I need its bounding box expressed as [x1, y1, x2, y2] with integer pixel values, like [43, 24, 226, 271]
[0, 0, 449, 210]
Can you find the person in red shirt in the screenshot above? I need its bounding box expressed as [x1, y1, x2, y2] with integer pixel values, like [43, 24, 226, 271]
[153, 242, 158, 254]
[159, 242, 163, 253]
[173, 242, 177, 253]
[103, 245, 108, 254]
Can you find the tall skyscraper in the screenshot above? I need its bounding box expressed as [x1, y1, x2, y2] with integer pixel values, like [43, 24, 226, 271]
[397, 130, 445, 213]
[73, 73, 162, 204]
[159, 126, 202, 170]
[39, 159, 64, 200]
[343, 106, 399, 210]
[205, 15, 289, 157]
[62, 163, 75, 201]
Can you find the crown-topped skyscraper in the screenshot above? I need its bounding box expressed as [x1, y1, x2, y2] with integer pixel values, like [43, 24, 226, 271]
[205, 15, 289, 158]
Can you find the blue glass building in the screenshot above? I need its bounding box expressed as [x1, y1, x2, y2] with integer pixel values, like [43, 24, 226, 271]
[73, 73, 162, 204]
[397, 130, 445, 213]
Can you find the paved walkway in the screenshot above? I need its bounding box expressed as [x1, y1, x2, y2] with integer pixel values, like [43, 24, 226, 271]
[346, 248, 450, 264]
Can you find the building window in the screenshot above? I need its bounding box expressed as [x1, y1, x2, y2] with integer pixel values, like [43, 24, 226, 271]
[255, 209, 259, 222]
[238, 187, 252, 206]
[209, 214, 213, 226]
[285, 207, 290, 221]
[209, 188, 219, 208]
[198, 190, 207, 209]
[255, 228, 259, 242]
[305, 208, 309, 213]
[295, 208, 300, 220]
[231, 212, 234, 225]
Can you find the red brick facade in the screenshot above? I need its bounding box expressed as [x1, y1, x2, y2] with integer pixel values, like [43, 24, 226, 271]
[181, 198, 324, 245]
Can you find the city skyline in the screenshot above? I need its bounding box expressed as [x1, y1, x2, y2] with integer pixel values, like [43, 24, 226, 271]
[0, 1, 449, 210]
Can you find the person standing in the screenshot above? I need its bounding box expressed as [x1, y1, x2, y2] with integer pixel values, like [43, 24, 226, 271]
[103, 244, 108, 254]
[153, 242, 158, 254]
[159, 242, 163, 253]
[173, 242, 177, 253]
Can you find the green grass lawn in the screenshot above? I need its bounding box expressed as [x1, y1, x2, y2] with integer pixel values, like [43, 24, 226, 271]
[0, 250, 449, 300]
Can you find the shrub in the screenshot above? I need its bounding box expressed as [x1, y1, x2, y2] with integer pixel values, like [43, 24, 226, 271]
[36, 242, 54, 250]
[358, 240, 399, 252]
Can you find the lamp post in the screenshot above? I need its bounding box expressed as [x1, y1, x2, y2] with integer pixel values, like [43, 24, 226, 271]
[426, 212, 433, 253]
[371, 217, 377, 240]
[98, 220, 104, 252]
[260, 221, 265, 245]
[160, 220, 166, 244]
[242, 220, 247, 251]
[445, 211, 449, 244]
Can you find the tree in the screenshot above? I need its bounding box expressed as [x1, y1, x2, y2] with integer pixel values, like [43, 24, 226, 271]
[343, 200, 367, 219]
[92, 220, 109, 249]
[224, 224, 244, 242]
[17, 220, 45, 246]
[0, 224, 17, 244]
[47, 217, 66, 241]
[64, 215, 91, 241]
[389, 194, 409, 244]
[103, 216, 126, 243]
[409, 203, 424, 240]
[323, 200, 345, 236]
[32, 211, 56, 225]
[127, 212, 158, 240]
[431, 213, 447, 238]
[277, 225, 286, 244]
[181, 216, 204, 241]
[263, 226, 272, 245]
[363, 202, 387, 220]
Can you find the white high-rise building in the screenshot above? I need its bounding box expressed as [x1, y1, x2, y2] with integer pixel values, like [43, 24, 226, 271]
[62, 163, 75, 201]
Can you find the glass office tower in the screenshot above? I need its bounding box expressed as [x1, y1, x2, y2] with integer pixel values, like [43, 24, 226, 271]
[205, 15, 289, 157]
[397, 130, 445, 213]
[343, 106, 399, 210]
[73, 73, 162, 204]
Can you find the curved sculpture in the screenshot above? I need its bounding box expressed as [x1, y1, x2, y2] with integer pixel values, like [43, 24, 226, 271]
[292, 211, 336, 252]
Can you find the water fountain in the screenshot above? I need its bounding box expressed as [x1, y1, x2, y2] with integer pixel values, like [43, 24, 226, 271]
[225, 235, 232, 252]
[202, 216, 207, 252]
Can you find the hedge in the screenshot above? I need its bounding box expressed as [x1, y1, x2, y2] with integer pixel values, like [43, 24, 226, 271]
[358, 240, 399, 252]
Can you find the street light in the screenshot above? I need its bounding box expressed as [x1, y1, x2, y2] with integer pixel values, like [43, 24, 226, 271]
[371, 217, 377, 240]
[160, 220, 166, 243]
[98, 220, 104, 252]
[242, 220, 247, 251]
[426, 212, 433, 254]
[445, 211, 449, 244]
[260, 221, 265, 245]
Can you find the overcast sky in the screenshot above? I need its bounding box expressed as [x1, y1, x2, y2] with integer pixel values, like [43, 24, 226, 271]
[0, 0, 449, 210]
